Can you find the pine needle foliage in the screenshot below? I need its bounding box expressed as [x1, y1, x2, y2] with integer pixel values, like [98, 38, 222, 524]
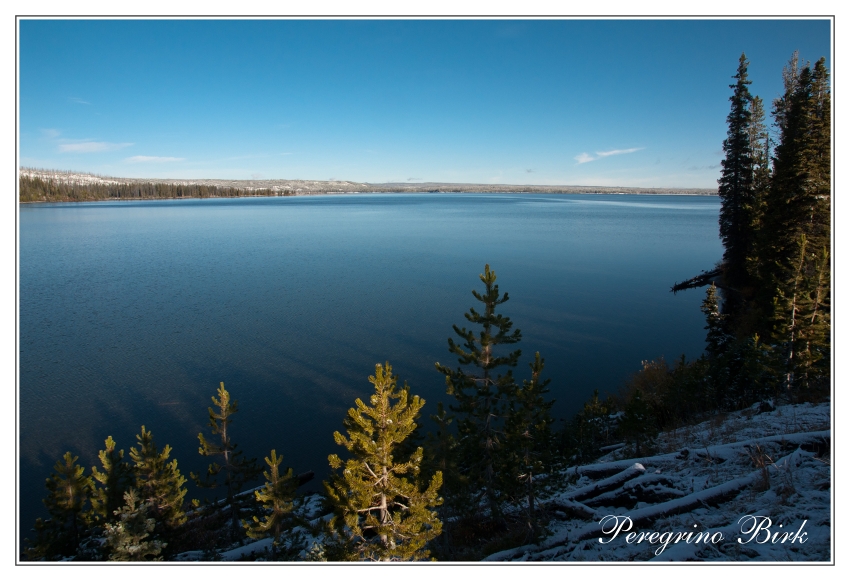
[505, 352, 554, 525]
[191, 382, 261, 538]
[129, 426, 188, 547]
[103, 489, 165, 561]
[325, 362, 443, 561]
[25, 452, 94, 560]
[91, 436, 133, 523]
[245, 449, 297, 557]
[435, 264, 521, 515]
[718, 53, 757, 293]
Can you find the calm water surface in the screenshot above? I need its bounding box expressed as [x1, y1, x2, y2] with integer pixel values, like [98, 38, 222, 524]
[19, 193, 721, 538]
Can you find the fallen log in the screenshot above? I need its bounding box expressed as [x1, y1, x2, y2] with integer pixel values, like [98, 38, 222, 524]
[583, 475, 685, 509]
[568, 448, 814, 544]
[563, 463, 646, 502]
[574, 454, 680, 479]
[549, 499, 597, 521]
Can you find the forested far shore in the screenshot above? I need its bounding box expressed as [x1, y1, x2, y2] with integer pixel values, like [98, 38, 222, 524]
[18, 175, 284, 203]
[18, 169, 717, 203]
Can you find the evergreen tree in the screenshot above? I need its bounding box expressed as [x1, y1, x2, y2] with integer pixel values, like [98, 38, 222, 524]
[325, 362, 443, 561]
[504, 352, 554, 526]
[191, 382, 261, 538]
[25, 452, 94, 560]
[770, 235, 831, 392]
[91, 436, 133, 523]
[771, 51, 801, 137]
[744, 95, 772, 296]
[103, 489, 164, 561]
[619, 389, 655, 456]
[435, 264, 521, 516]
[701, 283, 733, 360]
[562, 389, 617, 464]
[129, 426, 187, 551]
[718, 53, 757, 295]
[761, 55, 830, 391]
[245, 449, 297, 558]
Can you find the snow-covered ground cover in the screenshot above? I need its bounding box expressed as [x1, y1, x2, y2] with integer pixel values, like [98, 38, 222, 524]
[172, 401, 830, 562]
[486, 400, 831, 562]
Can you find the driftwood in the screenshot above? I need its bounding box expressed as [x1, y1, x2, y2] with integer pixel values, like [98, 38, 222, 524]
[296, 471, 315, 487]
[670, 267, 723, 294]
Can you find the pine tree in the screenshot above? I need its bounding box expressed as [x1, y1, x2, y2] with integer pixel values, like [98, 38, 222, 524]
[504, 352, 554, 526]
[435, 264, 521, 516]
[718, 53, 757, 295]
[761, 55, 830, 392]
[129, 426, 187, 551]
[245, 449, 297, 558]
[771, 51, 801, 137]
[103, 489, 165, 561]
[771, 235, 831, 392]
[25, 452, 94, 560]
[191, 382, 261, 538]
[91, 436, 133, 523]
[421, 402, 465, 553]
[744, 95, 772, 295]
[325, 362, 443, 561]
[619, 389, 655, 456]
[701, 283, 732, 360]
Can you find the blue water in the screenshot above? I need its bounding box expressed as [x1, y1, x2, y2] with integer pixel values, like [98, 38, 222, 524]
[18, 193, 722, 541]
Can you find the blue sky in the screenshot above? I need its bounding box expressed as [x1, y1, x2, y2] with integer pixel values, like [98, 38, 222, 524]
[18, 19, 831, 188]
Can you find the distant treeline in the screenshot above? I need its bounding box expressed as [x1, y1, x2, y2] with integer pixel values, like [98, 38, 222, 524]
[19, 175, 292, 203]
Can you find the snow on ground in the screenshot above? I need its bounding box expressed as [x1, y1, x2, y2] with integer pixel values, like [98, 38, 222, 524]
[487, 401, 831, 562]
[173, 401, 830, 562]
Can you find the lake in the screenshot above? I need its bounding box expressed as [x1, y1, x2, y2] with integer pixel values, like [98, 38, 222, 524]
[18, 192, 722, 540]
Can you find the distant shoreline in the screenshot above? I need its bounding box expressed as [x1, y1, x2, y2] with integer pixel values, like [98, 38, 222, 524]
[18, 168, 718, 203]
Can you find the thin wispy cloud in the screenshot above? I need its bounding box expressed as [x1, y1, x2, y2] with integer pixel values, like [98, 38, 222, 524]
[574, 147, 645, 164]
[69, 97, 91, 105]
[59, 141, 133, 153]
[41, 128, 61, 139]
[124, 156, 185, 163]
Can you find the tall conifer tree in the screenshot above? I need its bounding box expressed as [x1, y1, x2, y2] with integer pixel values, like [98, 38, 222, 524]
[435, 264, 521, 516]
[718, 53, 756, 295]
[762, 56, 831, 390]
